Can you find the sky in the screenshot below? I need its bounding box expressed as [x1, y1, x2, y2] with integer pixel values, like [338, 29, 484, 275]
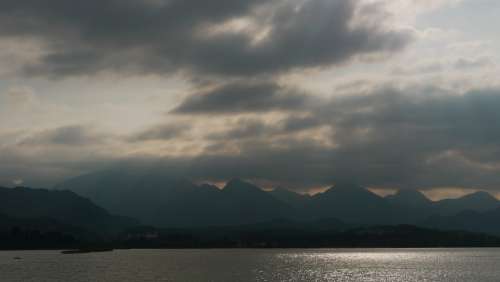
[1, 0, 500, 197]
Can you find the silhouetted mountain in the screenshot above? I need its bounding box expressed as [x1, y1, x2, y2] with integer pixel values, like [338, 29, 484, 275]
[0, 186, 103, 223]
[56, 167, 227, 227]
[385, 189, 438, 221]
[434, 191, 499, 216]
[424, 207, 500, 235]
[55, 167, 203, 224]
[311, 182, 400, 224]
[387, 189, 433, 210]
[221, 179, 295, 223]
[0, 186, 138, 243]
[198, 183, 221, 192]
[57, 169, 296, 227]
[57, 168, 500, 232]
[268, 187, 311, 211]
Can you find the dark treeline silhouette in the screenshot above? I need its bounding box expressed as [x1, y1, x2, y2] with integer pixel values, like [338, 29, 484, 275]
[119, 224, 500, 249]
[0, 214, 80, 250]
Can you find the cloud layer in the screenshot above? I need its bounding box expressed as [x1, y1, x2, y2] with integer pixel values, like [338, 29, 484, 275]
[159, 85, 500, 191]
[0, 0, 411, 77]
[4, 83, 500, 192]
[172, 81, 310, 114]
[1, 0, 499, 196]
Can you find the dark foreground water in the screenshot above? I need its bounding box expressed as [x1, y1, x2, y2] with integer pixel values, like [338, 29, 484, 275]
[1, 248, 500, 281]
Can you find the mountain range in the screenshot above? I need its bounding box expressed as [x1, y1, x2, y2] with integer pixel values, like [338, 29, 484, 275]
[55, 167, 500, 234]
[0, 186, 138, 237]
[1, 165, 500, 250]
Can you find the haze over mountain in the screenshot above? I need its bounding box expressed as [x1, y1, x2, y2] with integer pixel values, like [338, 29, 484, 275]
[56, 167, 500, 233]
[56, 168, 295, 227]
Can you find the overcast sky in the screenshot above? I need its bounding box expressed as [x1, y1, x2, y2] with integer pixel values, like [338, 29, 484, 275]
[1, 0, 500, 197]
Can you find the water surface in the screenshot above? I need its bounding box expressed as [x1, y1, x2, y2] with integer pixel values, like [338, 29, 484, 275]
[1, 248, 500, 281]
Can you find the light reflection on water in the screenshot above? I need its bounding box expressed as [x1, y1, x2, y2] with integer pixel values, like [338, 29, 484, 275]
[1, 248, 500, 282]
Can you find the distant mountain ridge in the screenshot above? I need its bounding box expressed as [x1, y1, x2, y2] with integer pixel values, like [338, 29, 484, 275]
[55, 167, 500, 232]
[433, 191, 499, 216]
[0, 186, 138, 239]
[220, 179, 295, 223]
[269, 187, 311, 211]
[425, 207, 500, 235]
[387, 189, 434, 209]
[311, 183, 399, 224]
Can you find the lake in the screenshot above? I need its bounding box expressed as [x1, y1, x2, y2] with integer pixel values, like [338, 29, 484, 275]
[1, 248, 500, 281]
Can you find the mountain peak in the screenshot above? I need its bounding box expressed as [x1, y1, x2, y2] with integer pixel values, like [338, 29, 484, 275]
[395, 189, 425, 196]
[269, 188, 311, 210]
[390, 189, 431, 201]
[225, 178, 247, 186]
[272, 187, 298, 195]
[463, 191, 497, 202]
[223, 179, 262, 194]
[334, 180, 364, 189]
[271, 187, 312, 200]
[322, 181, 373, 196]
[199, 183, 220, 191]
[435, 190, 499, 216]
[386, 189, 432, 208]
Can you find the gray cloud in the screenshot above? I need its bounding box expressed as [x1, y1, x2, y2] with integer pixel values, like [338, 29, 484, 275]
[3, 0, 499, 196]
[280, 115, 324, 132]
[6, 85, 500, 192]
[172, 81, 310, 114]
[0, 126, 118, 187]
[391, 62, 444, 76]
[453, 56, 494, 70]
[0, 0, 411, 77]
[18, 125, 108, 146]
[128, 123, 191, 142]
[169, 86, 500, 190]
[0, 146, 124, 188]
[206, 118, 280, 141]
[206, 116, 324, 141]
[391, 56, 495, 76]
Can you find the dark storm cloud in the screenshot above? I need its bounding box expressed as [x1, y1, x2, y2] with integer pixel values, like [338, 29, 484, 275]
[206, 116, 324, 141]
[128, 123, 191, 142]
[6, 85, 500, 191]
[0, 145, 123, 188]
[165, 87, 500, 190]
[0, 0, 411, 77]
[206, 118, 280, 141]
[172, 81, 310, 114]
[327, 88, 500, 151]
[184, 0, 411, 75]
[18, 125, 108, 146]
[0, 125, 118, 187]
[280, 115, 324, 132]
